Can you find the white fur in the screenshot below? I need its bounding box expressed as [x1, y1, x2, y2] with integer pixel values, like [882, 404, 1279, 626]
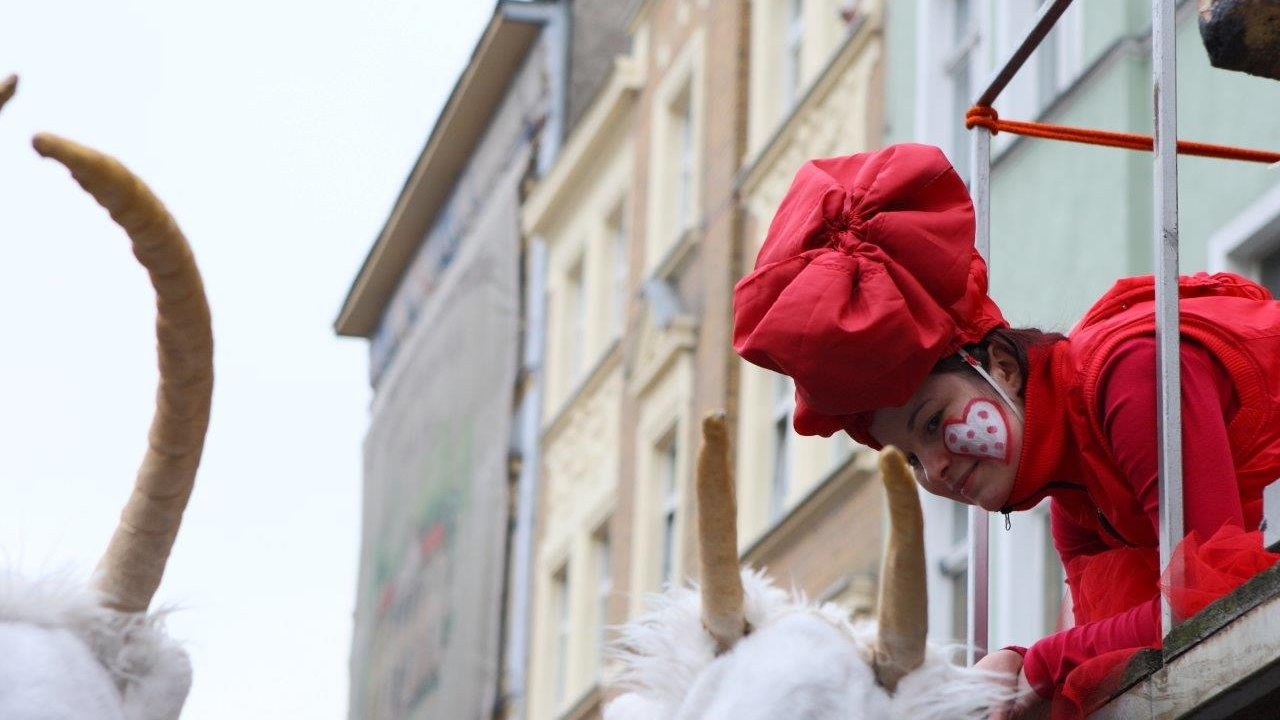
[0, 573, 190, 720]
[606, 570, 1014, 720]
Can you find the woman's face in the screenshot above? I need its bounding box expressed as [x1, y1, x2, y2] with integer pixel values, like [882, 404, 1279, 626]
[867, 350, 1024, 512]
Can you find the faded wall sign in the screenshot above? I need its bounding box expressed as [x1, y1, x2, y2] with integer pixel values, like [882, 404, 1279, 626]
[349, 168, 519, 720]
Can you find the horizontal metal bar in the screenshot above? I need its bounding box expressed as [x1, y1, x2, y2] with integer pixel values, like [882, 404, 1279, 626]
[973, 0, 1076, 107]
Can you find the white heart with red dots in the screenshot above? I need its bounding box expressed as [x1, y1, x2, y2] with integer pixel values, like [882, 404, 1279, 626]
[943, 398, 1010, 462]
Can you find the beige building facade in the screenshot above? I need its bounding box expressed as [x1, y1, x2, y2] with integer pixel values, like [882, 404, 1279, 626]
[520, 2, 894, 720]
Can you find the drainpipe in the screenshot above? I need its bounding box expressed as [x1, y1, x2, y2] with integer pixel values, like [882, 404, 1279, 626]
[497, 2, 568, 718]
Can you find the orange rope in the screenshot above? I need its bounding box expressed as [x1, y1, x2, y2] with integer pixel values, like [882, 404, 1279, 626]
[965, 105, 1280, 165]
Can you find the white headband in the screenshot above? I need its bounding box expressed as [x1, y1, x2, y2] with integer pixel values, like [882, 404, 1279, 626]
[957, 348, 1023, 422]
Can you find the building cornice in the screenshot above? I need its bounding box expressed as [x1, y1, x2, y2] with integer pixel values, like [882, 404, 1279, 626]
[334, 5, 545, 338]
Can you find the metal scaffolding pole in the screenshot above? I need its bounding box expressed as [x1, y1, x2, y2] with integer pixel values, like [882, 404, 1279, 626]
[965, 0, 1075, 665]
[965, 0, 1187, 654]
[967, 128, 991, 665]
[1152, 0, 1184, 637]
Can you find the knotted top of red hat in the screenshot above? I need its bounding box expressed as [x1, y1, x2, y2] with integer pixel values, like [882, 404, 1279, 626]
[732, 144, 1007, 447]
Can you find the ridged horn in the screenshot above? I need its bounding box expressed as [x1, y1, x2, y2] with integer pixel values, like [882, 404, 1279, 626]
[872, 446, 928, 692]
[696, 412, 746, 652]
[34, 133, 214, 614]
[0, 75, 16, 114]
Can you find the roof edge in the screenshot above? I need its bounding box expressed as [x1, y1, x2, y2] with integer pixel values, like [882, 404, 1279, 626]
[335, 4, 547, 338]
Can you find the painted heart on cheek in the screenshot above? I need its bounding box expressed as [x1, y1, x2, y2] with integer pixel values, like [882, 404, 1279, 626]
[943, 398, 1010, 463]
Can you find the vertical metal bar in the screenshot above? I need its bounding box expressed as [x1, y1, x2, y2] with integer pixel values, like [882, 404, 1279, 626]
[967, 126, 992, 665]
[1152, 0, 1183, 637]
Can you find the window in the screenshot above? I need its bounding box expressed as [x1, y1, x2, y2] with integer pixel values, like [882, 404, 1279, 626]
[1034, 0, 1059, 110]
[781, 0, 805, 110]
[919, 1, 1084, 179]
[593, 523, 613, 672]
[672, 86, 695, 235]
[659, 431, 680, 586]
[608, 200, 629, 337]
[552, 565, 571, 707]
[943, 0, 979, 181]
[566, 256, 587, 383]
[1007, 0, 1084, 117]
[770, 374, 795, 521]
[647, 36, 702, 270]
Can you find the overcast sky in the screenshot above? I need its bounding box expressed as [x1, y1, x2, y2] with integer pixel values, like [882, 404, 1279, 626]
[0, 1, 494, 716]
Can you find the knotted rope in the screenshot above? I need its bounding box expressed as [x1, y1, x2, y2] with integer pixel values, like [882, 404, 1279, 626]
[965, 105, 1280, 164]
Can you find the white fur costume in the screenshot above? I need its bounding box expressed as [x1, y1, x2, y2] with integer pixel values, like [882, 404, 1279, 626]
[606, 572, 1010, 720]
[0, 74, 211, 720]
[0, 578, 190, 720]
[604, 416, 1015, 720]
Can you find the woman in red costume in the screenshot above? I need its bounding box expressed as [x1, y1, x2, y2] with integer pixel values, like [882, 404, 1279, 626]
[732, 143, 1280, 718]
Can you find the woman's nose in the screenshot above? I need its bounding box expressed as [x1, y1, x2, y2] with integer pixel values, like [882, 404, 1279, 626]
[921, 446, 952, 487]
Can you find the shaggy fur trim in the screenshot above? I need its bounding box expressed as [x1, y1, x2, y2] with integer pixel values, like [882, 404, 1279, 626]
[0, 571, 181, 689]
[608, 569, 1018, 720]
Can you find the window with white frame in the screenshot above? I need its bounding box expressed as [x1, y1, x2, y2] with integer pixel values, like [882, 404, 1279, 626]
[672, 85, 695, 236]
[943, 0, 979, 181]
[608, 199, 629, 337]
[592, 522, 613, 673]
[1207, 185, 1280, 295]
[659, 430, 680, 586]
[648, 37, 702, 270]
[770, 374, 796, 521]
[552, 565, 571, 708]
[1002, 0, 1085, 119]
[919, 0, 1084, 179]
[781, 0, 805, 111]
[566, 256, 587, 384]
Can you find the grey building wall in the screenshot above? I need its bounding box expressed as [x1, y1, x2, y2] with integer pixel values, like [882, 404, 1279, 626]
[349, 28, 553, 720]
[367, 39, 551, 390]
[566, 0, 635, 132]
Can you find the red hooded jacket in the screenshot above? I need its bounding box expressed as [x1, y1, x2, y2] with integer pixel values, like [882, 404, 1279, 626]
[1005, 272, 1280, 697]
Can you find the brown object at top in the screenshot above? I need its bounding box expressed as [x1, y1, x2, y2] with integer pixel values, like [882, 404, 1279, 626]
[0, 75, 17, 114]
[1200, 0, 1280, 81]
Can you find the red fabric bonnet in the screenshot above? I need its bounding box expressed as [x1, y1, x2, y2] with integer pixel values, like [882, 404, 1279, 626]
[732, 144, 1007, 447]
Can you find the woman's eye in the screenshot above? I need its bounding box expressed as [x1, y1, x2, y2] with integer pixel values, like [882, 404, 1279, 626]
[924, 412, 942, 435]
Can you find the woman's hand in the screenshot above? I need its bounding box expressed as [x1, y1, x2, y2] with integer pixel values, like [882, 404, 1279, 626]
[975, 649, 1049, 719]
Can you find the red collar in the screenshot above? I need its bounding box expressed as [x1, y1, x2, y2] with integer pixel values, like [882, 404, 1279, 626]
[1001, 342, 1085, 513]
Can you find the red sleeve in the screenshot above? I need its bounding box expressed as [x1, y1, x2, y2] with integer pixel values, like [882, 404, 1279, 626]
[1022, 597, 1160, 697]
[1023, 337, 1240, 697]
[1097, 337, 1241, 539]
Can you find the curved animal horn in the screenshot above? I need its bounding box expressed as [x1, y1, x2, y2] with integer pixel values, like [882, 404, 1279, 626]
[873, 446, 928, 692]
[697, 412, 746, 652]
[34, 133, 213, 614]
[0, 75, 16, 114]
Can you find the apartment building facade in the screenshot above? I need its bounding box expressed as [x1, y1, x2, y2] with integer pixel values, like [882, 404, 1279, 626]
[884, 0, 1280, 652]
